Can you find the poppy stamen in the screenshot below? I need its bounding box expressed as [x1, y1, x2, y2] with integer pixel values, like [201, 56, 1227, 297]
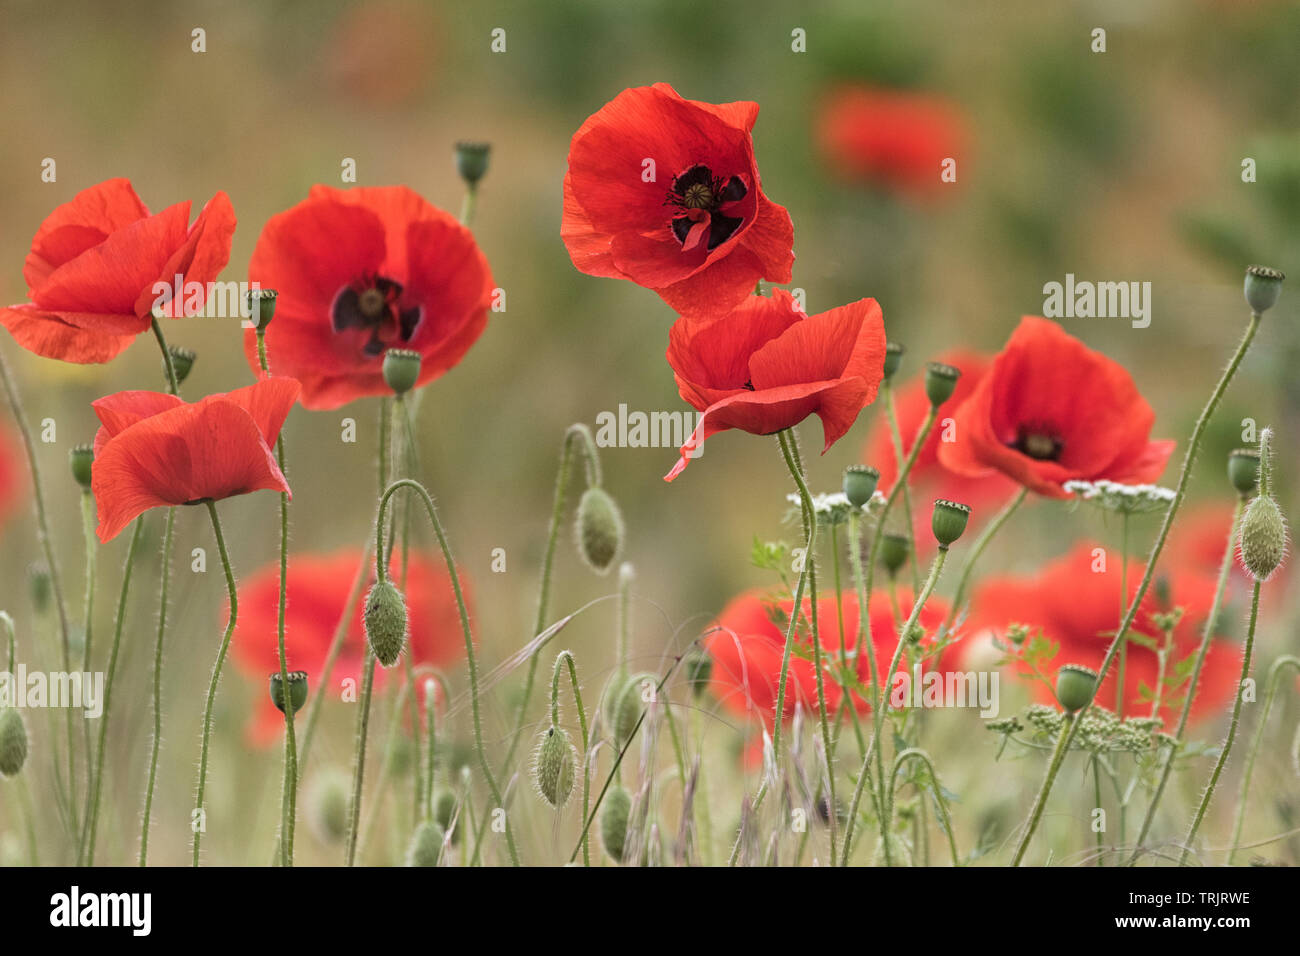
[1017, 430, 1063, 461]
[665, 164, 748, 252]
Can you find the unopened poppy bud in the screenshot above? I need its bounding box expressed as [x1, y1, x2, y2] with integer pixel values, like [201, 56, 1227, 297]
[69, 444, 93, 490]
[1228, 448, 1261, 497]
[455, 142, 491, 186]
[924, 362, 961, 407]
[575, 486, 625, 574]
[1239, 493, 1288, 582]
[684, 647, 712, 698]
[880, 534, 911, 577]
[405, 820, 446, 867]
[842, 465, 880, 508]
[1055, 664, 1098, 713]
[433, 788, 460, 844]
[0, 709, 28, 777]
[533, 725, 577, 808]
[600, 785, 632, 862]
[269, 670, 309, 716]
[27, 564, 51, 612]
[247, 288, 278, 331]
[1244, 265, 1284, 315]
[883, 342, 904, 381]
[382, 348, 422, 395]
[931, 499, 971, 548]
[165, 346, 196, 386]
[609, 671, 654, 745]
[364, 579, 408, 667]
[307, 769, 350, 843]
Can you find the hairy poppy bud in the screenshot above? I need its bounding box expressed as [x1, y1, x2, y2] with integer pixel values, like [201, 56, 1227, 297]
[1055, 664, 1098, 713]
[165, 346, 196, 386]
[1227, 448, 1261, 497]
[269, 670, 309, 716]
[364, 580, 408, 667]
[1239, 493, 1288, 582]
[684, 647, 712, 698]
[0, 709, 28, 777]
[924, 362, 961, 407]
[533, 725, 578, 808]
[880, 533, 910, 577]
[455, 142, 491, 186]
[608, 671, 654, 745]
[1244, 265, 1284, 315]
[575, 486, 624, 574]
[247, 288, 278, 332]
[433, 788, 460, 845]
[600, 785, 632, 862]
[307, 770, 350, 844]
[842, 465, 880, 509]
[69, 444, 93, 490]
[405, 820, 446, 867]
[382, 348, 421, 396]
[883, 341, 904, 382]
[931, 499, 971, 548]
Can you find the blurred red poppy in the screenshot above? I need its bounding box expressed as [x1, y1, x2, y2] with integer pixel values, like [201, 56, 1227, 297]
[664, 290, 886, 480]
[816, 84, 968, 199]
[232, 548, 470, 745]
[968, 541, 1239, 726]
[247, 185, 493, 410]
[937, 317, 1174, 497]
[704, 587, 955, 727]
[0, 178, 235, 363]
[0, 421, 26, 532]
[90, 378, 300, 542]
[562, 83, 794, 318]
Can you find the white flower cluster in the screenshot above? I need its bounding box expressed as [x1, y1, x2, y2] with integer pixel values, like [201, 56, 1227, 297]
[785, 489, 887, 525]
[1063, 479, 1175, 515]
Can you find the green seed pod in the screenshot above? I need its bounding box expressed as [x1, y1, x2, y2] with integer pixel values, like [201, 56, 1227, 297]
[533, 725, 577, 808]
[880, 533, 911, 577]
[1243, 265, 1284, 315]
[307, 769, 350, 844]
[247, 288, 278, 331]
[882, 341, 904, 381]
[683, 647, 713, 698]
[455, 142, 491, 186]
[268, 669, 309, 716]
[600, 785, 632, 863]
[1227, 448, 1261, 497]
[0, 709, 28, 777]
[842, 465, 880, 509]
[931, 498, 972, 547]
[433, 788, 460, 845]
[575, 486, 624, 574]
[165, 346, 196, 386]
[404, 820, 446, 867]
[1055, 664, 1098, 713]
[382, 348, 422, 395]
[609, 672, 655, 745]
[69, 444, 94, 490]
[1239, 493, 1288, 582]
[364, 579, 408, 667]
[924, 362, 961, 407]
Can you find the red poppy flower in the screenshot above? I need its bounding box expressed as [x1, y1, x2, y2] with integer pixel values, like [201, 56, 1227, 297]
[968, 541, 1239, 726]
[246, 185, 493, 410]
[816, 84, 968, 198]
[0, 178, 236, 363]
[232, 548, 470, 746]
[864, 348, 1020, 546]
[937, 317, 1174, 498]
[562, 83, 794, 318]
[0, 422, 26, 532]
[705, 587, 955, 727]
[664, 290, 886, 480]
[90, 377, 300, 542]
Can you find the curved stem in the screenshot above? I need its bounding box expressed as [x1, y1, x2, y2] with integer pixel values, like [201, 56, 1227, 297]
[82, 517, 146, 864]
[552, 650, 591, 866]
[1013, 310, 1261, 863]
[138, 506, 174, 865]
[152, 317, 180, 395]
[882, 381, 920, 594]
[1011, 712, 1076, 865]
[377, 478, 521, 866]
[192, 501, 238, 866]
[1230, 655, 1300, 862]
[344, 652, 377, 866]
[888, 747, 960, 867]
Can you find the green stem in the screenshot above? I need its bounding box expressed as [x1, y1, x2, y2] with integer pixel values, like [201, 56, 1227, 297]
[423, 679, 437, 821]
[138, 506, 174, 866]
[888, 748, 960, 867]
[152, 316, 180, 395]
[1014, 311, 1262, 864]
[1011, 712, 1076, 865]
[377, 478, 521, 866]
[1230, 655, 1300, 863]
[938, 487, 1028, 638]
[460, 184, 478, 227]
[344, 652, 377, 866]
[1117, 512, 1130, 719]
[192, 501, 239, 866]
[1093, 757, 1105, 866]
[883, 381, 921, 594]
[552, 650, 591, 866]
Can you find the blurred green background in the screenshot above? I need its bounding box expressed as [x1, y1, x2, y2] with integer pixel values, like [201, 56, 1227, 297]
[1, 0, 1297, 864]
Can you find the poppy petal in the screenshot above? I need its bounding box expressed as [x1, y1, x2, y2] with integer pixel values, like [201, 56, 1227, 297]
[0, 305, 138, 363]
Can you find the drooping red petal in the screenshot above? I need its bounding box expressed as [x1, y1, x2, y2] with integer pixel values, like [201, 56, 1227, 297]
[0, 305, 138, 363]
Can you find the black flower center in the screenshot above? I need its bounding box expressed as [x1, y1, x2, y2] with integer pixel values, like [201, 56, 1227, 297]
[1015, 429, 1063, 461]
[332, 275, 422, 357]
[665, 164, 747, 252]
